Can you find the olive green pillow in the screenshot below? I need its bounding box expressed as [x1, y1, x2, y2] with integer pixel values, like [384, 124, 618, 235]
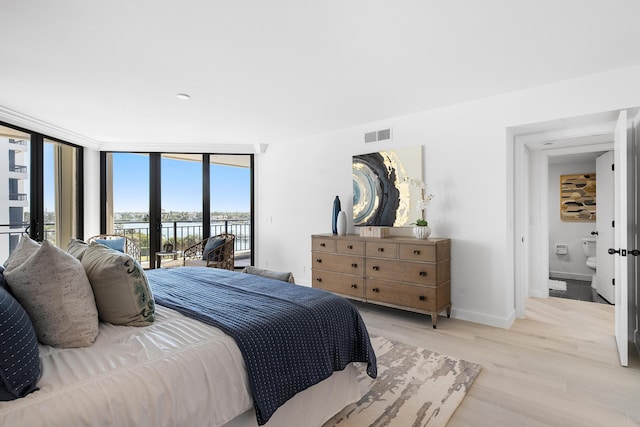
[81, 243, 155, 326]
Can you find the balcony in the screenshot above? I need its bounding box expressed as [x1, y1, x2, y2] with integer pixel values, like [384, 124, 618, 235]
[42, 219, 252, 269]
[10, 164, 28, 173]
[9, 193, 27, 201]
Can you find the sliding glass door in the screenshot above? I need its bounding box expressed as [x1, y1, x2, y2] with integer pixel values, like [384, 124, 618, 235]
[101, 152, 253, 269]
[0, 125, 30, 261]
[161, 154, 203, 253]
[0, 123, 83, 262]
[210, 155, 252, 268]
[103, 152, 151, 266]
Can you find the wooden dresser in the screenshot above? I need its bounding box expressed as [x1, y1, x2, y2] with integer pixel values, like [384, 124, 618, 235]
[311, 233, 451, 328]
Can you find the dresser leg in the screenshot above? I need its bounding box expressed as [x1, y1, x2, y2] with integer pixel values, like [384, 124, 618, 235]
[446, 305, 451, 318]
[431, 313, 438, 329]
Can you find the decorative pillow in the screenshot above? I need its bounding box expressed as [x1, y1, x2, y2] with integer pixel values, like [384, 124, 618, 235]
[4, 240, 99, 348]
[3, 236, 40, 273]
[202, 236, 225, 261]
[94, 237, 126, 253]
[0, 286, 41, 401]
[0, 266, 6, 290]
[81, 243, 154, 326]
[241, 266, 296, 283]
[66, 238, 89, 261]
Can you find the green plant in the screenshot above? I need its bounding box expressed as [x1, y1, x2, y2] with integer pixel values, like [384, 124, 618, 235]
[411, 219, 429, 226]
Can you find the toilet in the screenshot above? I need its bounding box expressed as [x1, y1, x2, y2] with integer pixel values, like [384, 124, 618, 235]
[582, 236, 597, 288]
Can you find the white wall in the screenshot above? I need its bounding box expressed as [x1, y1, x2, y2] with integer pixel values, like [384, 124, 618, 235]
[255, 64, 640, 329]
[548, 160, 597, 281]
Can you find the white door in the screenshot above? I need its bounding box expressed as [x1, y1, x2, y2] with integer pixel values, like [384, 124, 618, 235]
[612, 110, 630, 367]
[596, 151, 615, 303]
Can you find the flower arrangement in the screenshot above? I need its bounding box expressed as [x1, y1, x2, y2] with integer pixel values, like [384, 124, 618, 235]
[403, 177, 434, 226]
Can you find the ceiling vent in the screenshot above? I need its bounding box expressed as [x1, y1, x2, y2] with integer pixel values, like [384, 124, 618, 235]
[364, 128, 392, 143]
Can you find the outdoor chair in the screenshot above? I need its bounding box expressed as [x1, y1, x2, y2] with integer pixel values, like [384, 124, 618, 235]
[183, 233, 235, 271]
[87, 234, 142, 262]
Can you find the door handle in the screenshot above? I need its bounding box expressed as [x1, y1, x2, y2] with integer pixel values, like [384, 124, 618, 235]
[590, 231, 598, 236]
[629, 249, 640, 256]
[608, 248, 628, 256]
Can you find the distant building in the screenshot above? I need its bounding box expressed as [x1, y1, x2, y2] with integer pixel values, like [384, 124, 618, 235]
[0, 135, 29, 261]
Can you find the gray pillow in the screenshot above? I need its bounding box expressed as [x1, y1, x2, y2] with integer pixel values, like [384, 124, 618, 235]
[66, 238, 89, 261]
[4, 240, 99, 348]
[81, 243, 155, 327]
[3, 236, 40, 274]
[241, 266, 295, 283]
[202, 236, 226, 261]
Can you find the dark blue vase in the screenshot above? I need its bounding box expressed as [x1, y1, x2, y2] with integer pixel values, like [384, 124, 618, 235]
[332, 196, 341, 234]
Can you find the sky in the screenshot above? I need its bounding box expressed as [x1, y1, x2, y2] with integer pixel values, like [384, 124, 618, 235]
[43, 150, 251, 213]
[112, 153, 251, 213]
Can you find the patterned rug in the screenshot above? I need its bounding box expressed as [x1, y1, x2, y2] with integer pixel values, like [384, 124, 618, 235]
[324, 335, 481, 427]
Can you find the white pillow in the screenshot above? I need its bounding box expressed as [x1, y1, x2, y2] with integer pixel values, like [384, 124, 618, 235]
[81, 243, 155, 327]
[4, 240, 99, 348]
[66, 238, 89, 261]
[3, 236, 40, 273]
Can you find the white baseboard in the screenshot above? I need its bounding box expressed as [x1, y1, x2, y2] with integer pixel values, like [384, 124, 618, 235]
[450, 307, 515, 329]
[529, 289, 548, 298]
[635, 329, 640, 357]
[549, 271, 592, 282]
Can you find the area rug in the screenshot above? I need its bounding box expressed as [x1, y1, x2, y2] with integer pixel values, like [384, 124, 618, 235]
[324, 335, 481, 427]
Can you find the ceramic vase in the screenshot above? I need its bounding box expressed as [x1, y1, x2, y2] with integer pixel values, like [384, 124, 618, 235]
[332, 196, 341, 234]
[337, 211, 347, 236]
[412, 225, 431, 239]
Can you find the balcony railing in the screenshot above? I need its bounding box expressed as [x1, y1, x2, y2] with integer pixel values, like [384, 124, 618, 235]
[9, 164, 27, 173]
[9, 193, 27, 201]
[8, 139, 28, 146]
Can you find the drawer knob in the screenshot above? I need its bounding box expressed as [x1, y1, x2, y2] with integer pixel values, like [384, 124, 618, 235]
[419, 271, 427, 277]
[347, 245, 353, 250]
[316, 278, 322, 282]
[413, 250, 421, 255]
[315, 259, 322, 263]
[351, 263, 358, 268]
[372, 288, 380, 293]
[377, 247, 384, 252]
[372, 266, 380, 271]
[351, 284, 358, 289]
[419, 295, 426, 301]
[320, 243, 326, 247]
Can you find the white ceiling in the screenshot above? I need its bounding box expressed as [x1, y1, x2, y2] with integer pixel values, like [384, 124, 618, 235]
[2, 0, 640, 148]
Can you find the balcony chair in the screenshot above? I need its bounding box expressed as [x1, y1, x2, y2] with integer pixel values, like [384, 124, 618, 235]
[87, 234, 142, 262]
[183, 233, 235, 271]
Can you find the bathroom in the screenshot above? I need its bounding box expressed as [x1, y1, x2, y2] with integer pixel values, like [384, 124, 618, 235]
[547, 153, 614, 304]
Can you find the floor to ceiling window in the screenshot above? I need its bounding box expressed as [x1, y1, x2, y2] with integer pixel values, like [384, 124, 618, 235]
[161, 153, 203, 252]
[101, 152, 253, 269]
[0, 122, 83, 262]
[103, 152, 151, 265]
[210, 155, 252, 268]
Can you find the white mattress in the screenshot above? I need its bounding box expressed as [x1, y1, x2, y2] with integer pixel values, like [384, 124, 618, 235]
[0, 305, 360, 427]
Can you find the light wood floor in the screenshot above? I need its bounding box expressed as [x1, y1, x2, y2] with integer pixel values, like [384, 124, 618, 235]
[355, 297, 640, 426]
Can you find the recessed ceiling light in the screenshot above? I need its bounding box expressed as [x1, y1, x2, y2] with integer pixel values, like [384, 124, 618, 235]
[176, 93, 191, 100]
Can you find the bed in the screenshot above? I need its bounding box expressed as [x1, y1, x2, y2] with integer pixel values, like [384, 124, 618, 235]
[0, 265, 377, 427]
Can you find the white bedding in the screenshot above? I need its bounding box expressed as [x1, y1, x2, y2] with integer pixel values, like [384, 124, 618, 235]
[0, 305, 360, 427]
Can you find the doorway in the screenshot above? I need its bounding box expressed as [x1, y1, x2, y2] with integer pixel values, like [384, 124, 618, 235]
[509, 108, 640, 366]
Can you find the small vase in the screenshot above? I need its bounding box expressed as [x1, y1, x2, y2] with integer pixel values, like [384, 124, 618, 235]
[332, 196, 341, 234]
[337, 211, 347, 236]
[412, 226, 431, 239]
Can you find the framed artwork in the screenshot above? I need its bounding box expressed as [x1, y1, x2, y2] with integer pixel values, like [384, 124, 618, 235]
[352, 146, 423, 227]
[560, 173, 596, 221]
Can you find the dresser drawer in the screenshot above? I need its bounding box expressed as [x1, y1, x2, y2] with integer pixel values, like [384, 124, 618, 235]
[365, 241, 397, 259]
[312, 237, 336, 253]
[366, 278, 436, 311]
[398, 243, 437, 262]
[366, 258, 446, 285]
[312, 252, 364, 275]
[312, 270, 364, 299]
[336, 239, 364, 255]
